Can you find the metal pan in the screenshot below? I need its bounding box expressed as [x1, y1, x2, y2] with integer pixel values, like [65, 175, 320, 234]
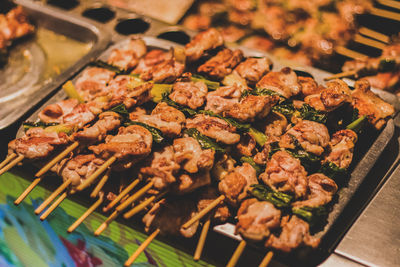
[0, 0, 110, 130]
[15, 35, 397, 266]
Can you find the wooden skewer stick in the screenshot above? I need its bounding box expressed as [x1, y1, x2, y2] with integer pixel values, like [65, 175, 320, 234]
[334, 46, 368, 60]
[35, 179, 72, 215]
[90, 170, 111, 198]
[94, 210, 119, 236]
[259, 251, 274, 267]
[68, 195, 104, 233]
[103, 178, 140, 212]
[194, 218, 211, 261]
[76, 156, 116, 191]
[0, 154, 24, 176]
[359, 27, 390, 44]
[35, 141, 79, 178]
[377, 0, 400, 11]
[14, 178, 41, 205]
[370, 7, 400, 22]
[124, 229, 160, 267]
[123, 195, 156, 219]
[40, 192, 68, 220]
[226, 240, 246, 267]
[354, 34, 386, 50]
[0, 153, 17, 169]
[182, 195, 225, 229]
[324, 70, 356, 81]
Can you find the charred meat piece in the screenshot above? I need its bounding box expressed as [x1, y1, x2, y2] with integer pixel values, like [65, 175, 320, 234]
[133, 49, 173, 75]
[185, 28, 224, 61]
[55, 154, 105, 189]
[234, 57, 272, 85]
[173, 137, 215, 173]
[218, 163, 258, 206]
[143, 198, 199, 238]
[131, 102, 186, 138]
[305, 79, 352, 112]
[265, 215, 320, 252]
[292, 173, 338, 208]
[62, 103, 97, 129]
[351, 79, 395, 130]
[235, 133, 257, 157]
[260, 151, 308, 199]
[186, 114, 240, 145]
[299, 76, 321, 97]
[89, 125, 153, 168]
[182, 14, 211, 31]
[140, 146, 180, 193]
[8, 128, 69, 159]
[38, 99, 79, 124]
[173, 171, 211, 195]
[107, 38, 146, 70]
[198, 48, 244, 80]
[257, 67, 301, 99]
[323, 129, 357, 169]
[169, 80, 208, 109]
[364, 71, 400, 91]
[205, 84, 278, 122]
[0, 6, 34, 49]
[143, 59, 185, 84]
[236, 198, 281, 241]
[279, 120, 330, 156]
[263, 111, 288, 139]
[197, 187, 231, 223]
[73, 112, 121, 144]
[75, 67, 115, 101]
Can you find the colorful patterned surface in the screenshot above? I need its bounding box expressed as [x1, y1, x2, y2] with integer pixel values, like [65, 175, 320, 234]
[0, 172, 214, 267]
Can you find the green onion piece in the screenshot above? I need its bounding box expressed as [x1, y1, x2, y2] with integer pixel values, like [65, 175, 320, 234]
[184, 128, 226, 153]
[249, 184, 293, 208]
[151, 84, 173, 103]
[125, 121, 164, 144]
[62, 81, 84, 103]
[346, 115, 367, 133]
[249, 127, 267, 146]
[109, 104, 130, 121]
[240, 156, 264, 175]
[44, 124, 75, 135]
[90, 60, 124, 74]
[23, 121, 59, 132]
[199, 110, 251, 133]
[161, 93, 197, 116]
[299, 104, 327, 124]
[292, 206, 327, 225]
[191, 74, 220, 91]
[320, 161, 347, 181]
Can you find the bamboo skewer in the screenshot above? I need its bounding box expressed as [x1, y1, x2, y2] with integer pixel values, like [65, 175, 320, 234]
[103, 178, 140, 212]
[14, 178, 41, 205]
[226, 240, 246, 267]
[90, 170, 111, 198]
[124, 229, 160, 266]
[76, 156, 117, 191]
[324, 70, 356, 81]
[95, 210, 119, 236]
[35, 179, 72, 215]
[194, 218, 211, 261]
[259, 251, 274, 267]
[182, 195, 225, 229]
[40, 192, 68, 220]
[0, 154, 24, 176]
[68, 195, 104, 233]
[334, 46, 368, 60]
[370, 7, 400, 22]
[359, 27, 390, 44]
[354, 34, 386, 50]
[0, 153, 17, 169]
[377, 0, 400, 11]
[123, 195, 156, 219]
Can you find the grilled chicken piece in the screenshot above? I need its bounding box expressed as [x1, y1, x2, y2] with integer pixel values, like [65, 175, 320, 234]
[305, 79, 352, 112]
[107, 38, 146, 70]
[236, 133, 257, 157]
[173, 137, 215, 173]
[107, 76, 152, 109]
[260, 151, 308, 199]
[365, 71, 400, 91]
[73, 112, 121, 144]
[218, 163, 258, 206]
[198, 48, 244, 80]
[257, 67, 301, 99]
[133, 49, 173, 75]
[75, 67, 115, 101]
[62, 103, 97, 129]
[8, 128, 69, 159]
[0, 6, 34, 49]
[38, 99, 79, 123]
[292, 173, 338, 208]
[299, 76, 321, 97]
[185, 28, 224, 61]
[131, 102, 186, 138]
[169, 80, 208, 109]
[265, 215, 320, 252]
[140, 146, 180, 193]
[182, 14, 211, 31]
[264, 111, 288, 138]
[219, 25, 247, 43]
[234, 57, 272, 85]
[142, 59, 185, 84]
[55, 154, 105, 189]
[197, 187, 231, 223]
[186, 114, 240, 145]
[173, 171, 212, 195]
[351, 79, 395, 130]
[323, 129, 357, 169]
[205, 84, 278, 122]
[279, 120, 330, 156]
[89, 125, 153, 168]
[241, 35, 275, 53]
[236, 199, 281, 241]
[143, 198, 199, 238]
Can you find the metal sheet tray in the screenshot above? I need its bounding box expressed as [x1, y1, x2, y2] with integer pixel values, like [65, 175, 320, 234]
[15, 36, 397, 266]
[0, 0, 110, 130]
